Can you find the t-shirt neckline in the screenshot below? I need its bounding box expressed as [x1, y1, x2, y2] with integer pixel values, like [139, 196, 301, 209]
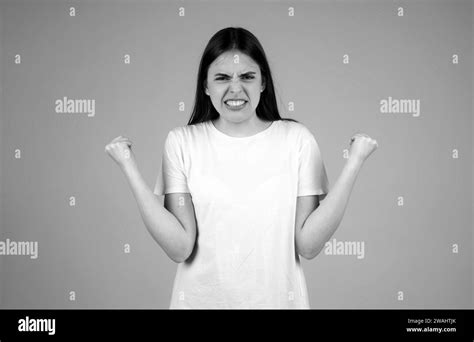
[208, 119, 278, 141]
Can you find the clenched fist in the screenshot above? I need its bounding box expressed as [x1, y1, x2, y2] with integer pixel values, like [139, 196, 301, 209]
[105, 135, 136, 169]
[349, 133, 378, 164]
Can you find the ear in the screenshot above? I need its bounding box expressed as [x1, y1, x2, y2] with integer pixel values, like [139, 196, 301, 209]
[204, 80, 209, 95]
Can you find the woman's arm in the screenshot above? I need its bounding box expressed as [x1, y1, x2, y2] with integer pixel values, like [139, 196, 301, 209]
[295, 133, 378, 260]
[295, 157, 363, 259]
[122, 163, 195, 263]
[105, 136, 195, 263]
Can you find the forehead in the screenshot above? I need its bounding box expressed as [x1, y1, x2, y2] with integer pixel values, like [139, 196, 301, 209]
[209, 51, 259, 72]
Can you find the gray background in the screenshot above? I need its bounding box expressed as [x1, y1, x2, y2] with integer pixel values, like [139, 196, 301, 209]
[0, 0, 472, 309]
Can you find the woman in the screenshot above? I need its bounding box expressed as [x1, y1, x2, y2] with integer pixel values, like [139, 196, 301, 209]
[105, 27, 378, 309]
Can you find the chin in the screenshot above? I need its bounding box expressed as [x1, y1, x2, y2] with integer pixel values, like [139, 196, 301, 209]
[222, 113, 251, 122]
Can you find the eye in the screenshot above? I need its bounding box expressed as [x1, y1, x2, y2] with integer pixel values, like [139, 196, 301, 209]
[214, 75, 255, 81]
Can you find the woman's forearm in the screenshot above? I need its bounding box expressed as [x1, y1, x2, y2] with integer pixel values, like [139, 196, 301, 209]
[121, 162, 190, 263]
[298, 157, 364, 259]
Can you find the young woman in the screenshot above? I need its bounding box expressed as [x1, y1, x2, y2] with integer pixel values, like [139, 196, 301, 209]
[105, 27, 378, 309]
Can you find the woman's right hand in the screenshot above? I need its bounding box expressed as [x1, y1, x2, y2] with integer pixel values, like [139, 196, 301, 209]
[105, 135, 136, 170]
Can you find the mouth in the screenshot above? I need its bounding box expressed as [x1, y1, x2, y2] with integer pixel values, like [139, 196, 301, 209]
[224, 99, 247, 110]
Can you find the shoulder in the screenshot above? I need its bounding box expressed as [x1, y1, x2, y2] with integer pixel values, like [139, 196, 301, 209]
[168, 122, 206, 139]
[277, 119, 318, 144]
[166, 122, 208, 147]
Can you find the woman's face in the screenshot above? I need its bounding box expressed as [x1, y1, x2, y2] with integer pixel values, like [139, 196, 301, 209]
[205, 50, 265, 123]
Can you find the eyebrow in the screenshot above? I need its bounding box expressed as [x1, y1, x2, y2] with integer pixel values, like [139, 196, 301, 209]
[214, 71, 256, 77]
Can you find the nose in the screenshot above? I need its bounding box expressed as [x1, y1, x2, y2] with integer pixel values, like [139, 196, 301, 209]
[229, 76, 244, 93]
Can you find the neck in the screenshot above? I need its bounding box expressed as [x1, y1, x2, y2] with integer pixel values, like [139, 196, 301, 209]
[212, 115, 272, 138]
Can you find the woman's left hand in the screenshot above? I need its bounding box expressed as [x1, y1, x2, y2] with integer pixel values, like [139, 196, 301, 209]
[349, 133, 378, 164]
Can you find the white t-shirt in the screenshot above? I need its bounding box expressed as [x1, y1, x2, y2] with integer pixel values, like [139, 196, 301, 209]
[154, 119, 330, 309]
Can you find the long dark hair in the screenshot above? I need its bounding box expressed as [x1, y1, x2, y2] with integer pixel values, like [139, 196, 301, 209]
[187, 27, 298, 125]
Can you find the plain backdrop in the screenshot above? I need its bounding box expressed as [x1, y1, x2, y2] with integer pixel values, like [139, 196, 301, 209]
[0, 0, 472, 308]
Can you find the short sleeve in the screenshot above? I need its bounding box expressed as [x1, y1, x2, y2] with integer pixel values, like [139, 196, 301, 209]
[153, 129, 190, 196]
[297, 126, 330, 197]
